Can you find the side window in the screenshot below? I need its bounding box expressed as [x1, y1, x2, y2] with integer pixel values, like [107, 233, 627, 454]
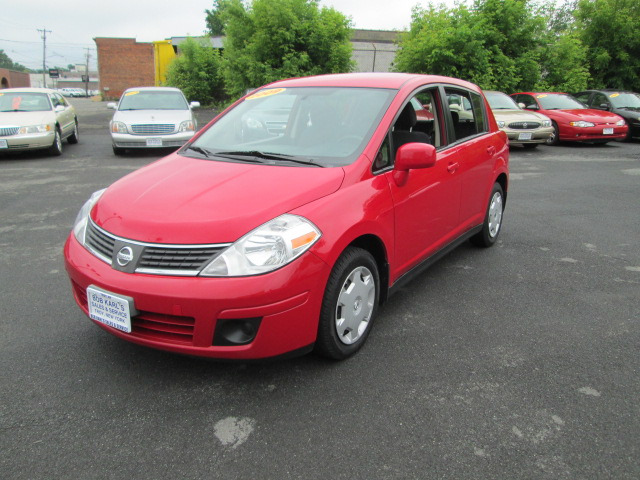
[518, 94, 537, 109]
[373, 137, 391, 171]
[592, 93, 608, 108]
[445, 88, 483, 142]
[575, 93, 591, 105]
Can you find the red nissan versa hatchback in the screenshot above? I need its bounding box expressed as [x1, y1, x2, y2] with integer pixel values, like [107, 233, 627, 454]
[64, 73, 509, 360]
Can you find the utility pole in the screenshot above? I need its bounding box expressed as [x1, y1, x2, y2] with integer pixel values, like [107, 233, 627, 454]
[84, 48, 91, 96]
[37, 28, 52, 88]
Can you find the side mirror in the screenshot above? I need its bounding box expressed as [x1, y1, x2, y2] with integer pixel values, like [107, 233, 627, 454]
[107, 102, 117, 110]
[518, 102, 526, 109]
[598, 103, 610, 111]
[190, 101, 200, 109]
[393, 143, 436, 186]
[54, 105, 65, 112]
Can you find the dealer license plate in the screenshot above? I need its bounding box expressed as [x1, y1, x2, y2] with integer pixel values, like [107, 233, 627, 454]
[146, 138, 163, 147]
[518, 132, 533, 141]
[0, 139, 8, 149]
[87, 286, 133, 333]
[603, 128, 614, 135]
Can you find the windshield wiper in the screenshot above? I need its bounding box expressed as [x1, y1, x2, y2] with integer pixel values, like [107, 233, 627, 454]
[216, 150, 324, 167]
[184, 145, 213, 157]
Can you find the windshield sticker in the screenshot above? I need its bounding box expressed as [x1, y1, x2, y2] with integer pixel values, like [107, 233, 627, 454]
[609, 93, 620, 98]
[246, 88, 286, 101]
[124, 91, 140, 96]
[12, 97, 22, 110]
[536, 94, 548, 98]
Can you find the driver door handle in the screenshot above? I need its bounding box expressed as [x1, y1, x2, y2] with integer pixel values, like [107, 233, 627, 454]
[447, 162, 459, 173]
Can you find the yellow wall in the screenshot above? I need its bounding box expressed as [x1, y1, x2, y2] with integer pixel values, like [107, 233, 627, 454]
[153, 40, 176, 86]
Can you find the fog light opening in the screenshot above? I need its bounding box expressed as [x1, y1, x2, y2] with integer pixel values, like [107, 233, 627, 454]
[213, 317, 262, 346]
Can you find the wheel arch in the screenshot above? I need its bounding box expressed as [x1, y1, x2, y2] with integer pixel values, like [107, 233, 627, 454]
[347, 234, 390, 305]
[495, 172, 508, 205]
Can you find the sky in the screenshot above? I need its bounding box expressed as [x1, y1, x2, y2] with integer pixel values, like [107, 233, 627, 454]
[0, 0, 448, 72]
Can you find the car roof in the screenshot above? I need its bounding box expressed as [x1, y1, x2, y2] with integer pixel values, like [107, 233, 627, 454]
[123, 87, 183, 93]
[1, 87, 58, 94]
[511, 92, 569, 96]
[263, 72, 481, 92]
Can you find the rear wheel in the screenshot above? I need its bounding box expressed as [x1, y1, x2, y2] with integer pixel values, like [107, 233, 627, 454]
[471, 183, 504, 248]
[49, 128, 62, 156]
[315, 247, 379, 360]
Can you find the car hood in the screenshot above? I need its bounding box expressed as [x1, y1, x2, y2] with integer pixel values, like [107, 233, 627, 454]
[547, 109, 622, 123]
[0, 111, 54, 126]
[491, 109, 549, 123]
[91, 154, 345, 244]
[112, 109, 192, 124]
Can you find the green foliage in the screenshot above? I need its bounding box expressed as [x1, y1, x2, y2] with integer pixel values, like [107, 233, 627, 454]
[164, 38, 226, 105]
[394, 0, 598, 93]
[574, 0, 640, 91]
[221, 0, 354, 98]
[0, 49, 28, 72]
[205, 0, 233, 36]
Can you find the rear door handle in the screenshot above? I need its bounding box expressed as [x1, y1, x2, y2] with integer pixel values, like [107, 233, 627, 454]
[447, 162, 459, 173]
[487, 146, 496, 156]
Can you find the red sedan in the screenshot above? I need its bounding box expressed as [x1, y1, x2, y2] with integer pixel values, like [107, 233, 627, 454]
[64, 73, 509, 360]
[510, 92, 628, 145]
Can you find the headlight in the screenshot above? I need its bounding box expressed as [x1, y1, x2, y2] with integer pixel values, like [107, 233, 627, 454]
[200, 214, 321, 277]
[18, 124, 51, 134]
[179, 120, 195, 132]
[497, 121, 505, 128]
[73, 188, 107, 245]
[542, 120, 551, 127]
[569, 121, 595, 127]
[615, 119, 625, 126]
[111, 121, 127, 133]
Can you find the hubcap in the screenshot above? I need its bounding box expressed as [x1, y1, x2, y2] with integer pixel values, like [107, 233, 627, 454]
[488, 191, 503, 238]
[335, 266, 375, 345]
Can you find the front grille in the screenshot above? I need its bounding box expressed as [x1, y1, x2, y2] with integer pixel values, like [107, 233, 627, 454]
[139, 246, 225, 271]
[508, 121, 541, 129]
[0, 127, 19, 137]
[85, 220, 229, 275]
[130, 124, 175, 135]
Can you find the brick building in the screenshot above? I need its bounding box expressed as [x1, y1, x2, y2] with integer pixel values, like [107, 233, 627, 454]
[0, 68, 30, 89]
[94, 38, 155, 100]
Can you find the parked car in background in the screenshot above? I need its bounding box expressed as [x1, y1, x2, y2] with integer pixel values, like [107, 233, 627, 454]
[484, 91, 553, 149]
[0, 87, 79, 155]
[510, 92, 628, 145]
[574, 89, 640, 141]
[108, 87, 199, 155]
[64, 73, 509, 361]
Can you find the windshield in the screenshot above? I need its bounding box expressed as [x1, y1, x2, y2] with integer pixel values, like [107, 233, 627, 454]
[0, 92, 52, 112]
[537, 94, 585, 110]
[186, 87, 396, 167]
[118, 90, 189, 110]
[608, 92, 640, 108]
[485, 92, 519, 110]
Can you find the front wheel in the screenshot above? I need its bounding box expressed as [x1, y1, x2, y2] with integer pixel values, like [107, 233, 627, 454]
[112, 145, 125, 156]
[68, 121, 79, 144]
[49, 128, 62, 156]
[315, 247, 379, 360]
[471, 183, 504, 248]
[546, 121, 559, 146]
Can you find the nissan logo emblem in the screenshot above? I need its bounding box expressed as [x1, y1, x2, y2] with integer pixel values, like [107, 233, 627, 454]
[116, 246, 134, 266]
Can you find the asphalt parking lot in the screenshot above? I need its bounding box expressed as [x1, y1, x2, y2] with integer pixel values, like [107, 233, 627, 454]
[1, 98, 639, 479]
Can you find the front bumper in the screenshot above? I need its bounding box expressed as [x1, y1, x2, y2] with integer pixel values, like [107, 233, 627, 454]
[0, 131, 55, 152]
[111, 131, 195, 149]
[64, 233, 330, 359]
[559, 124, 628, 142]
[503, 126, 554, 144]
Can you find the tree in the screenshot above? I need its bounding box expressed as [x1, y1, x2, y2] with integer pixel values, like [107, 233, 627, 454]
[394, 0, 547, 92]
[205, 0, 233, 36]
[574, 0, 640, 91]
[221, 0, 354, 98]
[0, 49, 28, 72]
[165, 38, 226, 105]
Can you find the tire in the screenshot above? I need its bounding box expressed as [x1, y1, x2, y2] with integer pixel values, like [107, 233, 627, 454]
[49, 128, 63, 156]
[471, 182, 505, 248]
[522, 143, 538, 150]
[315, 247, 380, 360]
[545, 121, 559, 146]
[68, 121, 79, 144]
[112, 145, 125, 156]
